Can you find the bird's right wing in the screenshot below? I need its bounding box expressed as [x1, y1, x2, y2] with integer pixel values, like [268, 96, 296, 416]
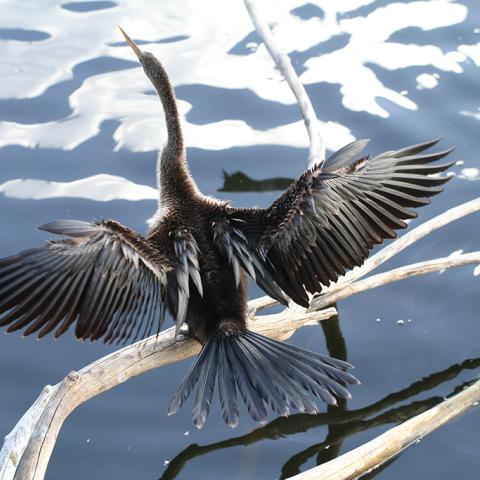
[0, 219, 174, 344]
[220, 139, 454, 307]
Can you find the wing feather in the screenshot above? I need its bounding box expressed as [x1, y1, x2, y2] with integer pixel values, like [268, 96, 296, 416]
[0, 219, 173, 344]
[225, 139, 453, 306]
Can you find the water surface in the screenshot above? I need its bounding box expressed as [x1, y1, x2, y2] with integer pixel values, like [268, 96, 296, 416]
[0, 1, 479, 479]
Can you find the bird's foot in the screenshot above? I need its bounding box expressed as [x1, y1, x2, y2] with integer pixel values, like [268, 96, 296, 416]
[173, 324, 190, 343]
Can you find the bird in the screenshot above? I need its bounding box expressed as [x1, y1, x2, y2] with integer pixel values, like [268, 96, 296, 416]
[0, 27, 454, 429]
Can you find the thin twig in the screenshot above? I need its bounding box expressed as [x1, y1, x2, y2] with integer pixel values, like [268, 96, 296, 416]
[310, 252, 480, 311]
[243, 0, 325, 166]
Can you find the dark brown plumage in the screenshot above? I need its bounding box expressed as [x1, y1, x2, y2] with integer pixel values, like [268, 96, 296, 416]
[0, 28, 454, 428]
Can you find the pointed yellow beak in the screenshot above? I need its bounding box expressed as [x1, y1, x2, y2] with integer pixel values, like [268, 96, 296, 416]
[119, 26, 142, 60]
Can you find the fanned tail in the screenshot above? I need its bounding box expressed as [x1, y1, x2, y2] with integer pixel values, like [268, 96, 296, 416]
[167, 330, 359, 428]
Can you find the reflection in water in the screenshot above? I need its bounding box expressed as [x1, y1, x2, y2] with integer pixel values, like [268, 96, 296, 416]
[310, 315, 348, 475]
[219, 171, 294, 193]
[159, 354, 480, 480]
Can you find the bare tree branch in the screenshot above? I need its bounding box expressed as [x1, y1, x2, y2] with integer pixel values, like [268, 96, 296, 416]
[243, 0, 325, 166]
[1, 307, 336, 480]
[310, 251, 480, 311]
[0, 386, 58, 480]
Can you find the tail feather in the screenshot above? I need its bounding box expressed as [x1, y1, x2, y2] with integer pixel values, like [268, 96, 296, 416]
[238, 335, 318, 413]
[192, 341, 218, 429]
[217, 339, 239, 427]
[167, 340, 213, 416]
[246, 333, 339, 406]
[249, 332, 358, 385]
[248, 333, 357, 398]
[249, 332, 354, 371]
[225, 341, 268, 423]
[168, 330, 359, 428]
[233, 337, 289, 416]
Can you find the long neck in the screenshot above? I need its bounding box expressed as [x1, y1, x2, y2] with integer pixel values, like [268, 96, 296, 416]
[148, 59, 198, 206]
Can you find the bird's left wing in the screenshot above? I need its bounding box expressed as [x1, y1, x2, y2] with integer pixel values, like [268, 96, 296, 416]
[0, 219, 174, 344]
[221, 139, 454, 307]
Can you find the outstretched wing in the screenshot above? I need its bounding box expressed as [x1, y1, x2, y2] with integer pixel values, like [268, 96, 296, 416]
[212, 218, 289, 306]
[0, 219, 174, 344]
[224, 139, 454, 307]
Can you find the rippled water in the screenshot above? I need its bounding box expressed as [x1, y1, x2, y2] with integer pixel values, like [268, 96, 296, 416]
[0, 1, 479, 479]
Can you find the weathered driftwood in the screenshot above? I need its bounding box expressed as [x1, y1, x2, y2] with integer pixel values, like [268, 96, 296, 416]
[1, 221, 479, 480]
[0, 386, 58, 480]
[288, 378, 480, 480]
[243, 0, 325, 167]
[0, 306, 335, 480]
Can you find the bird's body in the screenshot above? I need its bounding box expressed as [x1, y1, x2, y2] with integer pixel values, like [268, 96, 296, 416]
[149, 195, 249, 344]
[0, 29, 454, 428]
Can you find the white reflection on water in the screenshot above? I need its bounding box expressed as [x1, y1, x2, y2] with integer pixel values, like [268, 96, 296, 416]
[458, 167, 480, 181]
[458, 42, 480, 66]
[0, 0, 478, 201]
[416, 73, 439, 90]
[0, 68, 353, 153]
[300, 1, 468, 116]
[0, 174, 157, 201]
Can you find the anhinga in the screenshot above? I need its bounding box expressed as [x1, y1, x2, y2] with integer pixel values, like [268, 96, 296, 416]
[0, 28, 454, 429]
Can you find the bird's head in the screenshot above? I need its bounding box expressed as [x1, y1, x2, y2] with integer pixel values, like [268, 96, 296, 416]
[119, 27, 159, 80]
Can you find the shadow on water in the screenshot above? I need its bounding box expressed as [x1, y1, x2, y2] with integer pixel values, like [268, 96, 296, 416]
[218, 171, 294, 193]
[158, 313, 480, 480]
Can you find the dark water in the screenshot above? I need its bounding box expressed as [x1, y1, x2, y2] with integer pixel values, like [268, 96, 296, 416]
[0, 1, 479, 479]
